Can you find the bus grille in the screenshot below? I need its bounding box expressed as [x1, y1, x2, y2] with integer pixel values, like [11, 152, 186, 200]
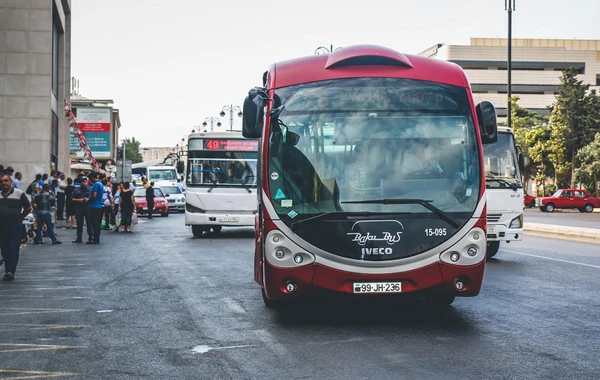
[487, 214, 502, 223]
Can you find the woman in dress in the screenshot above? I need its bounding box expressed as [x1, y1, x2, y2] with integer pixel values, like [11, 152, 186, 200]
[118, 181, 136, 233]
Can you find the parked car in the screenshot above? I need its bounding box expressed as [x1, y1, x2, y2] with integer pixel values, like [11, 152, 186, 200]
[524, 193, 536, 208]
[536, 188, 600, 213]
[134, 187, 169, 217]
[159, 185, 185, 213]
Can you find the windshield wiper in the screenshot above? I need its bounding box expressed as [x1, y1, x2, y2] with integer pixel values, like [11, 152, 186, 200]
[341, 198, 459, 229]
[486, 178, 521, 191]
[207, 179, 218, 193]
[290, 211, 396, 231]
[239, 182, 252, 193]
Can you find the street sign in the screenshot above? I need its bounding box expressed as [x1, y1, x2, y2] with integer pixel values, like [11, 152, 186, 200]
[115, 160, 132, 182]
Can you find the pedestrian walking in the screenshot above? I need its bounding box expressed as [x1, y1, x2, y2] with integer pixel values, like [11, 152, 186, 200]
[101, 178, 113, 230]
[32, 183, 62, 245]
[12, 171, 22, 190]
[72, 177, 92, 243]
[56, 172, 67, 220]
[88, 172, 104, 244]
[65, 178, 76, 229]
[112, 182, 123, 231]
[145, 181, 155, 219]
[0, 173, 32, 281]
[118, 182, 136, 233]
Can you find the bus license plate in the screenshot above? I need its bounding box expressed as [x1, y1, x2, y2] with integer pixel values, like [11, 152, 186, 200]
[353, 282, 402, 293]
[219, 216, 239, 222]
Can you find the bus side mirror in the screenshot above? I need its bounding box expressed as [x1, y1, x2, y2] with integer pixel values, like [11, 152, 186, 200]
[518, 152, 525, 172]
[242, 88, 264, 138]
[476, 101, 498, 144]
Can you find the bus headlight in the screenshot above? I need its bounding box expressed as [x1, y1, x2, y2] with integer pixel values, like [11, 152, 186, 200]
[467, 247, 477, 256]
[450, 252, 460, 262]
[293, 254, 303, 264]
[275, 249, 285, 259]
[509, 214, 523, 229]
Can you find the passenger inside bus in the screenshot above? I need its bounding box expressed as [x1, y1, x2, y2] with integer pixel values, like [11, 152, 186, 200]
[401, 140, 443, 175]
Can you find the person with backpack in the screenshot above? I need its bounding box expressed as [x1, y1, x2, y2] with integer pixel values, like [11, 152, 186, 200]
[26, 174, 42, 197]
[32, 184, 62, 245]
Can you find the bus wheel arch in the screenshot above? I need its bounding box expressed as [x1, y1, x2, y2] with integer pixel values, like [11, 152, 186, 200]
[486, 241, 500, 258]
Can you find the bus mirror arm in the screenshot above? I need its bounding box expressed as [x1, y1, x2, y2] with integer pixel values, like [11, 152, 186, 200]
[476, 101, 498, 144]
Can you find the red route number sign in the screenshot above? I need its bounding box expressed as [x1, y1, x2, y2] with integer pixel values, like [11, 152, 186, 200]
[204, 139, 258, 151]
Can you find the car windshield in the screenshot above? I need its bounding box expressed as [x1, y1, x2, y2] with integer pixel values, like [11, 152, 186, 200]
[552, 189, 563, 197]
[482, 131, 522, 188]
[268, 78, 481, 220]
[160, 186, 181, 195]
[134, 188, 164, 197]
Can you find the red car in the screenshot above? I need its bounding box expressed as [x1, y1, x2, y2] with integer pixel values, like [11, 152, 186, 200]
[134, 188, 169, 217]
[523, 193, 536, 208]
[536, 188, 600, 213]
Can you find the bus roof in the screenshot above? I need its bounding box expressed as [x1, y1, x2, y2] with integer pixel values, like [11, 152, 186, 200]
[187, 131, 245, 140]
[269, 44, 470, 89]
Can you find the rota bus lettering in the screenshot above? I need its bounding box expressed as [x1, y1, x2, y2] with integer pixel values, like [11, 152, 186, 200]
[242, 45, 498, 307]
[184, 131, 259, 237]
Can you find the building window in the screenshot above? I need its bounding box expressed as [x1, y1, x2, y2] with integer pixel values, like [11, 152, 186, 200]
[51, 111, 59, 171]
[596, 75, 600, 86]
[51, 5, 60, 97]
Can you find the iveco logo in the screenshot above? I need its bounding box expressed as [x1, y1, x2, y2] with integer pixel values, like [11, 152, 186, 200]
[346, 220, 404, 246]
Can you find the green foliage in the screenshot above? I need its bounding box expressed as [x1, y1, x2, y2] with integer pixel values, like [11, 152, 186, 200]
[544, 183, 557, 197]
[574, 132, 600, 193]
[123, 137, 143, 164]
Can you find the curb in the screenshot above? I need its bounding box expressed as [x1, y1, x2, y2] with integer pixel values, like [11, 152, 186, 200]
[524, 222, 600, 245]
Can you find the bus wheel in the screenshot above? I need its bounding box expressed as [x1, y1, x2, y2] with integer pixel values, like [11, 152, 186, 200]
[426, 294, 455, 306]
[261, 288, 284, 309]
[212, 226, 222, 233]
[191, 225, 204, 237]
[486, 241, 500, 258]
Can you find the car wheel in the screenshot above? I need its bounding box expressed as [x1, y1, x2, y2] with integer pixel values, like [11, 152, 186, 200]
[578, 208, 586, 213]
[529, 200, 536, 208]
[584, 204, 594, 213]
[539, 207, 546, 212]
[544, 203, 555, 213]
[426, 294, 455, 306]
[161, 212, 169, 217]
[191, 225, 204, 237]
[486, 241, 500, 258]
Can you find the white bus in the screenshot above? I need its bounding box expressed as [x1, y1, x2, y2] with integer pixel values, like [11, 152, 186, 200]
[184, 131, 259, 237]
[483, 126, 525, 258]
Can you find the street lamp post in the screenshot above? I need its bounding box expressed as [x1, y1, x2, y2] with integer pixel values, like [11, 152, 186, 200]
[202, 117, 221, 132]
[506, 0, 516, 129]
[220, 105, 242, 131]
[314, 44, 342, 55]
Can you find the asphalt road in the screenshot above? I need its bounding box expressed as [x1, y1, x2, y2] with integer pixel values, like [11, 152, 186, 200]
[1, 214, 599, 379]
[524, 207, 600, 229]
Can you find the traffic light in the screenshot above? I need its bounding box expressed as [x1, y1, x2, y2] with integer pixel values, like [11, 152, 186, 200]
[117, 147, 123, 160]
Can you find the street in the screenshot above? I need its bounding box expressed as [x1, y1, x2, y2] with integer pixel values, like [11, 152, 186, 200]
[1, 214, 599, 379]
[524, 207, 600, 229]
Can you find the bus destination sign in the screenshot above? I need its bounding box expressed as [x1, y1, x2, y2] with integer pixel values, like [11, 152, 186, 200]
[204, 139, 258, 151]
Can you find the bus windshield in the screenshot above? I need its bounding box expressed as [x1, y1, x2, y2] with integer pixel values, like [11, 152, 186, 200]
[186, 138, 258, 187]
[148, 168, 177, 182]
[483, 132, 522, 188]
[268, 78, 481, 223]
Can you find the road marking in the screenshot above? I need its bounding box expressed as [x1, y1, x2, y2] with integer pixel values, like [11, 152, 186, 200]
[0, 286, 88, 292]
[0, 343, 85, 353]
[223, 298, 246, 314]
[2, 297, 87, 302]
[254, 329, 288, 355]
[0, 369, 79, 378]
[502, 249, 600, 269]
[191, 344, 258, 354]
[0, 323, 86, 332]
[0, 308, 83, 316]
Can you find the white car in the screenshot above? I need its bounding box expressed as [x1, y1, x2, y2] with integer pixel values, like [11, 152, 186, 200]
[159, 185, 185, 212]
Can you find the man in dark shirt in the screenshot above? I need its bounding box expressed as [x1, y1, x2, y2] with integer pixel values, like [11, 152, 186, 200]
[32, 184, 62, 245]
[72, 177, 92, 243]
[145, 181, 155, 219]
[0, 173, 32, 281]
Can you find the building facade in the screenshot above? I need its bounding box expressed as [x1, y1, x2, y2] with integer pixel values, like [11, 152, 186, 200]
[141, 146, 177, 163]
[0, 0, 72, 182]
[422, 38, 600, 119]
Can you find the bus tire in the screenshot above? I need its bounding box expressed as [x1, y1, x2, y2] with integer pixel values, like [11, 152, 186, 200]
[212, 225, 222, 233]
[262, 288, 284, 309]
[486, 241, 500, 258]
[191, 225, 204, 237]
[426, 294, 455, 306]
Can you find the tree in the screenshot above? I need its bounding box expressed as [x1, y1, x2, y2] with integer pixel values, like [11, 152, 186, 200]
[574, 133, 600, 196]
[123, 137, 143, 164]
[548, 68, 600, 187]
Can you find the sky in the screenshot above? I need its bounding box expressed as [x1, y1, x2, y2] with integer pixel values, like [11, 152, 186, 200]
[71, 0, 600, 147]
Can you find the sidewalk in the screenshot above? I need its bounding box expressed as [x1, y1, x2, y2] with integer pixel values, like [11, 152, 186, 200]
[524, 222, 600, 244]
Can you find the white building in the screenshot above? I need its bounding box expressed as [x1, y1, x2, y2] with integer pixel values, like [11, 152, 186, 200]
[141, 146, 177, 163]
[422, 38, 600, 120]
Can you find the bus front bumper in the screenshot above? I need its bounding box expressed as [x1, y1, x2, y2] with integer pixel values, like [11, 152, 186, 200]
[486, 224, 523, 242]
[185, 211, 255, 227]
[262, 259, 485, 301]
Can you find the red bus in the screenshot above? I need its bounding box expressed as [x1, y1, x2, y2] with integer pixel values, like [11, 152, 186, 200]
[242, 45, 497, 307]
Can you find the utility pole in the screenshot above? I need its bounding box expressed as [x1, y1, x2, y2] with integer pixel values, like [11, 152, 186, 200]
[122, 141, 126, 182]
[506, 0, 515, 129]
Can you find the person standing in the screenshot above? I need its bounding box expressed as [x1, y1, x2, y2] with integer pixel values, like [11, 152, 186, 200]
[101, 178, 113, 230]
[0, 174, 32, 281]
[12, 171, 22, 190]
[112, 182, 123, 231]
[88, 172, 104, 244]
[72, 177, 92, 243]
[56, 172, 67, 220]
[118, 182, 136, 233]
[32, 184, 62, 245]
[145, 181, 155, 219]
[65, 178, 76, 229]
